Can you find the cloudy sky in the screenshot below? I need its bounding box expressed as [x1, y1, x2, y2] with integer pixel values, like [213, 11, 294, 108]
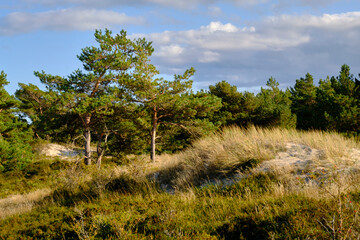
[1, 0, 360, 94]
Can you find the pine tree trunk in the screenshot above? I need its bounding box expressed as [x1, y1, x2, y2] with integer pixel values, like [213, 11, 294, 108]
[96, 132, 109, 169]
[150, 110, 157, 162]
[84, 128, 91, 165]
[84, 115, 91, 165]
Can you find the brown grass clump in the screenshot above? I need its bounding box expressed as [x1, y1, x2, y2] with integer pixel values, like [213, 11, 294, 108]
[0, 188, 51, 219]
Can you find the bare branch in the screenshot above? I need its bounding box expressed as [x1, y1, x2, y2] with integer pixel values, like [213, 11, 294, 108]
[72, 134, 86, 147]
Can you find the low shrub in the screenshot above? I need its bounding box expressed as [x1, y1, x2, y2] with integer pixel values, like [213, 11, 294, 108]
[199, 172, 278, 198]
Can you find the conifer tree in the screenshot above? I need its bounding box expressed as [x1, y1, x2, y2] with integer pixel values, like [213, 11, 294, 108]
[290, 73, 317, 130]
[209, 80, 257, 127]
[122, 64, 221, 162]
[33, 29, 153, 166]
[254, 77, 296, 128]
[0, 71, 33, 172]
[316, 64, 360, 136]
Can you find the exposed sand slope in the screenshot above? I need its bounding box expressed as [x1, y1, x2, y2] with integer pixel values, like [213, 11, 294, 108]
[258, 142, 360, 174]
[196, 142, 360, 190]
[38, 143, 89, 159]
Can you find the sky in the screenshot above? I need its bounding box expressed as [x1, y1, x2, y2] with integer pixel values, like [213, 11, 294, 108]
[1, 0, 360, 94]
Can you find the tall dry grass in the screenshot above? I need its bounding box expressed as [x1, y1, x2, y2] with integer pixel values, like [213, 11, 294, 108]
[148, 126, 360, 190]
[0, 188, 51, 219]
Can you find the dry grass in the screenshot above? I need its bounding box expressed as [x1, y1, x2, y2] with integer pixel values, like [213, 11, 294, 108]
[146, 126, 360, 190]
[0, 188, 52, 219]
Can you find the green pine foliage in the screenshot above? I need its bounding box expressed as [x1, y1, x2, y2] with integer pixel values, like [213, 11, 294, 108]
[0, 71, 33, 172]
[254, 77, 296, 128]
[16, 82, 83, 142]
[207, 65, 359, 138]
[113, 33, 222, 161]
[290, 73, 317, 130]
[314, 65, 360, 137]
[209, 80, 257, 127]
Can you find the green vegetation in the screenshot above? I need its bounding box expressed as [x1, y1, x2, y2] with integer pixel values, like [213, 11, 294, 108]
[1, 28, 360, 239]
[1, 127, 360, 239]
[0, 71, 33, 172]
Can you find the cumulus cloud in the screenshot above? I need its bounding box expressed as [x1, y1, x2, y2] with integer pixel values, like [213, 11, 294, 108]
[4, 0, 360, 90]
[198, 51, 220, 63]
[145, 21, 307, 56]
[200, 22, 239, 33]
[140, 12, 360, 89]
[265, 12, 360, 30]
[154, 44, 186, 64]
[0, 8, 145, 35]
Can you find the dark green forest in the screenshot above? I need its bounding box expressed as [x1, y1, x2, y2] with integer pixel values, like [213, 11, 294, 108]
[1, 29, 360, 172]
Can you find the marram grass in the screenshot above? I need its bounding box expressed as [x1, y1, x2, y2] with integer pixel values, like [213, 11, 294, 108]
[149, 126, 360, 190]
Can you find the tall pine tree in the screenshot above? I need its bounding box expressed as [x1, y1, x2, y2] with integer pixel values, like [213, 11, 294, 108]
[33, 29, 154, 166]
[290, 73, 317, 130]
[0, 71, 33, 172]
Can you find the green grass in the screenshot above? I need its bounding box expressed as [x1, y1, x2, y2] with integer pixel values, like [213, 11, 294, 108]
[1, 181, 357, 239]
[0, 157, 70, 198]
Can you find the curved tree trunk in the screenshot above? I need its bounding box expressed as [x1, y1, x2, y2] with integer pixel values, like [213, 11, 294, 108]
[96, 132, 110, 169]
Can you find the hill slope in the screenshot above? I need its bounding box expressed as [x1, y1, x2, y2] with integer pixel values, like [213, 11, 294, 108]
[1, 126, 360, 239]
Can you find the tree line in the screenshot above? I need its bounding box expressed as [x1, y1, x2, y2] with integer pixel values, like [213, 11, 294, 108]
[1, 29, 359, 171]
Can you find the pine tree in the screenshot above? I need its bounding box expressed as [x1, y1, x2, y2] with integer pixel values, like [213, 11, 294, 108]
[254, 77, 296, 128]
[33, 29, 153, 166]
[0, 71, 33, 172]
[122, 65, 221, 162]
[316, 65, 360, 136]
[290, 73, 317, 130]
[209, 80, 257, 127]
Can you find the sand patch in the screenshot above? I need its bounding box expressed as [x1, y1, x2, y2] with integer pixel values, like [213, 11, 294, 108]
[38, 143, 84, 159]
[258, 143, 323, 172]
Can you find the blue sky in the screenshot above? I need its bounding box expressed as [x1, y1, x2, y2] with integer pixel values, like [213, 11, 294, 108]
[1, 0, 360, 94]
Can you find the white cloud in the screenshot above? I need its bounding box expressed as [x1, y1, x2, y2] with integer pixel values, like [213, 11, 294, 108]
[155, 44, 186, 64]
[140, 12, 360, 89]
[198, 51, 220, 63]
[156, 44, 184, 56]
[0, 8, 145, 35]
[4, 0, 360, 90]
[201, 21, 238, 33]
[146, 21, 307, 55]
[266, 12, 360, 30]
